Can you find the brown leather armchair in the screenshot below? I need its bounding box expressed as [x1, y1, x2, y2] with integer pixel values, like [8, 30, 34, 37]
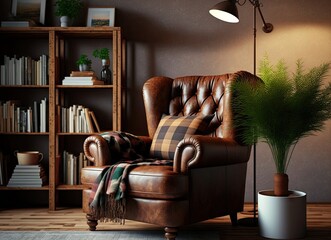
[81, 71, 259, 240]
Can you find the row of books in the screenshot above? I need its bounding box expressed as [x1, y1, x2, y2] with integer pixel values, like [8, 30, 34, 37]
[0, 98, 48, 133]
[59, 104, 100, 133]
[0, 55, 48, 86]
[62, 151, 92, 185]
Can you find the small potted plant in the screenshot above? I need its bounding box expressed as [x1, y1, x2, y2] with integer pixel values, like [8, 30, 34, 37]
[55, 0, 83, 27]
[76, 54, 92, 71]
[93, 48, 112, 84]
[93, 48, 110, 61]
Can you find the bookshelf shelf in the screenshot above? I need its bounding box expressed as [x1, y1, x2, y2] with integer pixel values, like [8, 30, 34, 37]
[0, 27, 124, 210]
[0, 186, 49, 190]
[56, 85, 114, 89]
[0, 85, 49, 88]
[0, 132, 49, 135]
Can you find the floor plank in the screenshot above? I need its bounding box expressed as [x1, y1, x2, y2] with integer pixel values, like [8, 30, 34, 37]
[0, 204, 330, 239]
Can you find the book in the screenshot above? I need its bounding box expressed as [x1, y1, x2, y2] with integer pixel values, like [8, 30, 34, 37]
[62, 79, 105, 86]
[7, 182, 42, 187]
[1, 21, 30, 27]
[89, 111, 101, 132]
[70, 71, 97, 77]
[13, 165, 41, 172]
[63, 76, 96, 81]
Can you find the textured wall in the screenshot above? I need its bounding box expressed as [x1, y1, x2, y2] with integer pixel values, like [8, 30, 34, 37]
[1, 0, 330, 202]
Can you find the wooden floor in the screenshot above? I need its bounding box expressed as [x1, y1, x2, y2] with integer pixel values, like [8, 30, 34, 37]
[0, 204, 330, 239]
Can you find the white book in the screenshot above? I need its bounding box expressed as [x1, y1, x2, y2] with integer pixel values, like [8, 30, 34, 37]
[1, 21, 30, 27]
[63, 76, 95, 81]
[9, 57, 15, 85]
[62, 80, 104, 85]
[39, 98, 47, 132]
[4, 56, 10, 85]
[27, 107, 33, 132]
[19, 57, 24, 85]
[69, 106, 73, 133]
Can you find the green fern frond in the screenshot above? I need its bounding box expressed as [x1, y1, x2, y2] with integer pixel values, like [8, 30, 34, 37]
[232, 58, 331, 173]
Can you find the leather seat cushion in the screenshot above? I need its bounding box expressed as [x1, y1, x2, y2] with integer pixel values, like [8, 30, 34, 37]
[81, 165, 188, 200]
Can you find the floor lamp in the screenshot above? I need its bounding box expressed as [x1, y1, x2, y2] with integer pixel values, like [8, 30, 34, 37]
[209, 0, 273, 226]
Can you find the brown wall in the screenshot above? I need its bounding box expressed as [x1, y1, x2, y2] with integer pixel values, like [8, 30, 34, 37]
[1, 0, 330, 202]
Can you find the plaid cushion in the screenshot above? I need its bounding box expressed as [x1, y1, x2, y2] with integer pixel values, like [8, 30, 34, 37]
[150, 114, 213, 159]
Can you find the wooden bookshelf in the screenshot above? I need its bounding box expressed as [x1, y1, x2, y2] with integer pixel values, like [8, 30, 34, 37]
[0, 27, 124, 210]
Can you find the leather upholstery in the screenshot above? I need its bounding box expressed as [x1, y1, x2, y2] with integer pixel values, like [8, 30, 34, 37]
[81, 71, 260, 239]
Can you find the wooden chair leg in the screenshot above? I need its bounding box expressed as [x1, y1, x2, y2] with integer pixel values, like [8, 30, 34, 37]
[86, 213, 98, 231]
[164, 227, 178, 240]
[230, 213, 238, 226]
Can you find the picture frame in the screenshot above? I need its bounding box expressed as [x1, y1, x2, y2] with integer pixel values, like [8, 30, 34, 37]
[11, 0, 46, 25]
[87, 8, 115, 27]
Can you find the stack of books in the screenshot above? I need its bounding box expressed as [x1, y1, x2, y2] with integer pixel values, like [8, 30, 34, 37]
[62, 71, 104, 85]
[7, 165, 44, 187]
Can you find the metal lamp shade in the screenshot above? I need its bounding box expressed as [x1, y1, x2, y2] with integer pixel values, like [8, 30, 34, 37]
[209, 0, 239, 23]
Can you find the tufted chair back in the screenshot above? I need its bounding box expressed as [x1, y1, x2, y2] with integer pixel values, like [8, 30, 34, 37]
[143, 71, 258, 140]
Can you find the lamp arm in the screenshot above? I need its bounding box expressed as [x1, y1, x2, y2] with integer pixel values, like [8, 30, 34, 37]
[247, 0, 273, 33]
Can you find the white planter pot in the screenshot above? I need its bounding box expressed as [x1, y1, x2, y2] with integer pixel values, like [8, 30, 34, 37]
[60, 16, 69, 27]
[79, 64, 89, 71]
[258, 190, 306, 239]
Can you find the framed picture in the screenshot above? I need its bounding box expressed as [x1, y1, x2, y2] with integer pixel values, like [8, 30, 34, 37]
[87, 8, 115, 27]
[11, 0, 46, 25]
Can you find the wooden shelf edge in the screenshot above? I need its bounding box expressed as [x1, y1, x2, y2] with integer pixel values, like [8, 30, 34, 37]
[0, 186, 49, 190]
[0, 132, 49, 135]
[56, 85, 113, 88]
[56, 184, 85, 190]
[0, 85, 49, 88]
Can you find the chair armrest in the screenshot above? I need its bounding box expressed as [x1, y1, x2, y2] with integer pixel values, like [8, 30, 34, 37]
[83, 134, 153, 167]
[83, 134, 110, 167]
[173, 135, 251, 174]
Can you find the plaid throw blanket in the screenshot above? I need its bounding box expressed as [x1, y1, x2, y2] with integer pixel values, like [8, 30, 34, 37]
[89, 131, 172, 224]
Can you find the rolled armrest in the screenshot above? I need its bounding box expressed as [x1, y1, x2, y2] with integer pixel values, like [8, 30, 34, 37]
[173, 135, 251, 174]
[83, 134, 110, 167]
[83, 133, 153, 167]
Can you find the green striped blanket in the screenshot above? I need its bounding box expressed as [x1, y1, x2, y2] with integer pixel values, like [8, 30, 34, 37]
[89, 131, 172, 224]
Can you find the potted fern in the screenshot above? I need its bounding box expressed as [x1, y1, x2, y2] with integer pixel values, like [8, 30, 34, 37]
[233, 57, 331, 238]
[76, 54, 92, 71]
[55, 0, 83, 27]
[232, 57, 331, 196]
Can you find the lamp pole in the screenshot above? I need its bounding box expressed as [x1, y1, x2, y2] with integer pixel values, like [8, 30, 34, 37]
[209, 0, 273, 226]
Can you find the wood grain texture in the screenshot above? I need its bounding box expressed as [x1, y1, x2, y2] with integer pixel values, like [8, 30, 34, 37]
[0, 204, 330, 239]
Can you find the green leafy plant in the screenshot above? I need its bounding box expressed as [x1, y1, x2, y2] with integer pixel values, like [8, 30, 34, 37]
[232, 56, 331, 194]
[76, 54, 92, 66]
[93, 48, 110, 60]
[55, 0, 83, 19]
